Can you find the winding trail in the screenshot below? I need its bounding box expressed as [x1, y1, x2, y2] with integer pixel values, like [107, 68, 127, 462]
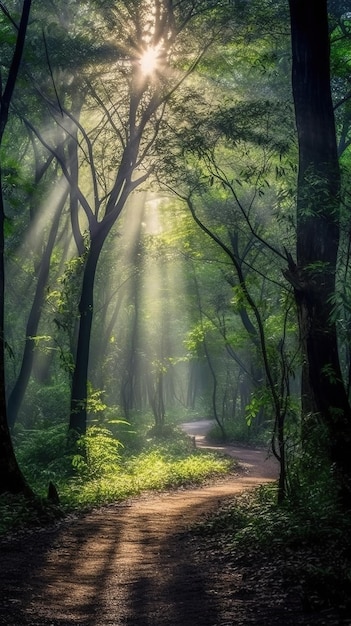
[0, 421, 278, 626]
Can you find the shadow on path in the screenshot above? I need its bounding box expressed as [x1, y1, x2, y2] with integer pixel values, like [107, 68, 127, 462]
[0, 421, 278, 626]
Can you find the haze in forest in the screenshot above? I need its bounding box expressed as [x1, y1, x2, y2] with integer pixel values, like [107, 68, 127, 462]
[0, 0, 351, 545]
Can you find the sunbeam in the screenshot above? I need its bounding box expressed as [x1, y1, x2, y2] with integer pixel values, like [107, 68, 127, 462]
[139, 45, 161, 75]
[92, 192, 192, 419]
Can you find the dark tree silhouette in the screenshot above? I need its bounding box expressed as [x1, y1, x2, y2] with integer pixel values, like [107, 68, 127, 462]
[0, 0, 33, 495]
[286, 0, 351, 505]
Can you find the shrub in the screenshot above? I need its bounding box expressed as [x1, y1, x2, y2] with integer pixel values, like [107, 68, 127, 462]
[72, 425, 123, 478]
[14, 423, 72, 485]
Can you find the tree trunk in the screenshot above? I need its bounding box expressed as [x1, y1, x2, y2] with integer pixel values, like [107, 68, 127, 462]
[0, 0, 33, 496]
[7, 186, 68, 428]
[0, 165, 32, 496]
[287, 0, 351, 504]
[69, 232, 106, 435]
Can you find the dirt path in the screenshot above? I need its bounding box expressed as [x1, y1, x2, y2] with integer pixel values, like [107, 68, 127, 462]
[0, 422, 278, 626]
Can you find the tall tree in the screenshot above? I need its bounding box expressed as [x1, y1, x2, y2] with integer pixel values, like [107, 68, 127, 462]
[286, 0, 351, 505]
[0, 0, 33, 495]
[63, 0, 219, 436]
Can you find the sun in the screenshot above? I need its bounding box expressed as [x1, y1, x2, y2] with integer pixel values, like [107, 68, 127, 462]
[139, 45, 160, 75]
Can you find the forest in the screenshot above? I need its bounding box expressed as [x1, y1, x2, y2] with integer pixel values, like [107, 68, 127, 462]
[1, 0, 351, 622]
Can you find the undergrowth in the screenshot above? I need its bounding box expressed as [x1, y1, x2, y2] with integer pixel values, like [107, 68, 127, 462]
[207, 420, 269, 446]
[192, 483, 351, 617]
[0, 423, 232, 535]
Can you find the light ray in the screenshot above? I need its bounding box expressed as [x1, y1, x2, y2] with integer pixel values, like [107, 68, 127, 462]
[139, 45, 161, 76]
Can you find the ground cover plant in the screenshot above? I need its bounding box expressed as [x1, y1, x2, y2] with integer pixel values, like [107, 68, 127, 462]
[0, 421, 233, 535]
[208, 419, 271, 447]
[191, 483, 351, 621]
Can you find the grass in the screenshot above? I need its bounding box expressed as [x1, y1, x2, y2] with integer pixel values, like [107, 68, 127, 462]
[58, 449, 231, 509]
[0, 423, 233, 535]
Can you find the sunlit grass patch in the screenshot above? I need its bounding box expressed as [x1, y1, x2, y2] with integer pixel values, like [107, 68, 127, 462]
[59, 446, 232, 509]
[125, 447, 232, 491]
[1, 425, 233, 534]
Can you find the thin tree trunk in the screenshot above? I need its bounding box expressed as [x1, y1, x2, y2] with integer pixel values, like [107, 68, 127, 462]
[7, 186, 68, 428]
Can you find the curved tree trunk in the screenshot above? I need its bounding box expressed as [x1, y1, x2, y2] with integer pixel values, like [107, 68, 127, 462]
[0, 0, 33, 496]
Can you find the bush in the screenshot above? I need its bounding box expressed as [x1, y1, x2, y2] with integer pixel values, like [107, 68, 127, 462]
[14, 423, 72, 485]
[17, 380, 70, 428]
[208, 420, 270, 446]
[72, 425, 123, 478]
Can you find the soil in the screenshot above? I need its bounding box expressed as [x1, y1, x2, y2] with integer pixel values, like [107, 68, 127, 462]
[0, 421, 349, 625]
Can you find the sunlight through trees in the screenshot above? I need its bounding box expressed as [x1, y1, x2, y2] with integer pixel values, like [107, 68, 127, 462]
[0, 0, 350, 518]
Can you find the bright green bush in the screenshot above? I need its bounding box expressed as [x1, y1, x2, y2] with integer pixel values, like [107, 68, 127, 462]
[62, 438, 232, 509]
[72, 425, 123, 478]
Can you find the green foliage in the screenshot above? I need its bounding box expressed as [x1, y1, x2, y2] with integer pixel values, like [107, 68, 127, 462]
[193, 479, 351, 614]
[230, 284, 247, 312]
[0, 494, 46, 535]
[208, 419, 269, 446]
[211, 101, 292, 155]
[124, 443, 228, 491]
[5, 424, 231, 533]
[14, 423, 72, 483]
[286, 427, 339, 520]
[17, 380, 70, 427]
[245, 390, 270, 426]
[0, 492, 64, 536]
[331, 17, 351, 80]
[59, 436, 231, 509]
[48, 254, 87, 374]
[0, 13, 17, 47]
[184, 320, 215, 355]
[192, 484, 274, 540]
[321, 363, 339, 385]
[72, 425, 123, 478]
[86, 384, 108, 414]
[103, 408, 149, 451]
[245, 389, 268, 426]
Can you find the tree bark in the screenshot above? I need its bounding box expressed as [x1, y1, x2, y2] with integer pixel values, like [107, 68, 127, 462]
[287, 0, 351, 504]
[69, 231, 106, 435]
[0, 0, 33, 495]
